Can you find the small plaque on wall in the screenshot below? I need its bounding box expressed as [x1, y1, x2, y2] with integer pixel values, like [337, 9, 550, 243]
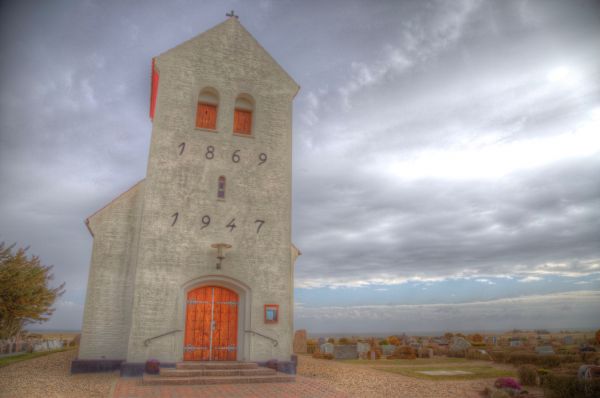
[264, 304, 279, 324]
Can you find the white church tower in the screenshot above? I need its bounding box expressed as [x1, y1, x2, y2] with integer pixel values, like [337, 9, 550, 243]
[73, 16, 301, 376]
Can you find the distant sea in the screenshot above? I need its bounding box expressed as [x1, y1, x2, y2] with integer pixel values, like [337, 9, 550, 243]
[25, 328, 81, 333]
[308, 328, 596, 339]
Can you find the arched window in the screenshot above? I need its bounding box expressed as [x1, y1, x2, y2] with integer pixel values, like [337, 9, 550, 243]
[217, 176, 226, 199]
[196, 88, 219, 130]
[233, 94, 254, 135]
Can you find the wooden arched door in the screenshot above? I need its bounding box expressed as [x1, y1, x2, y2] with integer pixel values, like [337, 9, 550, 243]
[184, 286, 238, 361]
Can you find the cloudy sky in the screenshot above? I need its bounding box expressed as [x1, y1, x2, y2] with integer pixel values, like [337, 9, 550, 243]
[1, 0, 599, 334]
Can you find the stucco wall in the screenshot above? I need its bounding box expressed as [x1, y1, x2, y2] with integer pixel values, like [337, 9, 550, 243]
[79, 182, 144, 359]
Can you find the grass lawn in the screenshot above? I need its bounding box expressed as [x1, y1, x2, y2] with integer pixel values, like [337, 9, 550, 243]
[374, 365, 515, 380]
[0, 347, 74, 368]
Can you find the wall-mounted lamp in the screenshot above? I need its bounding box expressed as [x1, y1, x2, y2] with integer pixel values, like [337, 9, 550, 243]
[211, 243, 232, 269]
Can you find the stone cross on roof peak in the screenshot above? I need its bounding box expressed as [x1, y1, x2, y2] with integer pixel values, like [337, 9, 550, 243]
[226, 10, 239, 19]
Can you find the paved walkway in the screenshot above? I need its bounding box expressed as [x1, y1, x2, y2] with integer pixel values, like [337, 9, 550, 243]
[112, 377, 349, 398]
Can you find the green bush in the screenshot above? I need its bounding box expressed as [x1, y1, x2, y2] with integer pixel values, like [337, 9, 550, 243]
[466, 348, 491, 360]
[537, 355, 562, 368]
[491, 351, 509, 363]
[543, 373, 600, 398]
[518, 364, 539, 386]
[508, 352, 538, 366]
[507, 352, 564, 368]
[581, 352, 600, 364]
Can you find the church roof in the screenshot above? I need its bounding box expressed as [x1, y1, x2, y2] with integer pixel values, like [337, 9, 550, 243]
[84, 179, 144, 237]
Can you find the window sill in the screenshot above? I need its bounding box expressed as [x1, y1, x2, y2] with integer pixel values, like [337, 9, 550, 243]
[195, 127, 219, 133]
[233, 132, 253, 138]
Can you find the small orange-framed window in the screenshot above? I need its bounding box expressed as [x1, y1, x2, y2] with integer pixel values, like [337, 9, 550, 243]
[196, 88, 219, 130]
[196, 104, 217, 129]
[233, 94, 254, 135]
[264, 304, 279, 324]
[217, 176, 226, 199]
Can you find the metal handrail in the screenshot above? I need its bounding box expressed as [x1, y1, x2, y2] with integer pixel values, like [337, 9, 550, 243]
[144, 329, 182, 347]
[244, 330, 278, 347]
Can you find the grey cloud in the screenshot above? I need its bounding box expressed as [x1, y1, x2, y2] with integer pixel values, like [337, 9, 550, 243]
[0, 0, 599, 330]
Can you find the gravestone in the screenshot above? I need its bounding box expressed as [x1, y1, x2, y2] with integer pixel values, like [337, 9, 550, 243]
[381, 344, 396, 356]
[370, 351, 376, 360]
[536, 346, 555, 355]
[318, 337, 326, 346]
[333, 344, 358, 360]
[293, 329, 307, 354]
[320, 343, 334, 354]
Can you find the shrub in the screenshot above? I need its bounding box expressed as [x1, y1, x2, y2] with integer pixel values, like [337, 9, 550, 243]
[581, 352, 600, 364]
[493, 377, 522, 397]
[508, 352, 538, 366]
[145, 359, 160, 374]
[506, 352, 564, 368]
[388, 346, 416, 360]
[447, 349, 466, 358]
[312, 352, 333, 360]
[537, 355, 562, 368]
[491, 351, 509, 363]
[518, 364, 539, 386]
[494, 377, 522, 390]
[306, 341, 318, 354]
[379, 339, 389, 346]
[338, 337, 350, 345]
[466, 348, 491, 361]
[70, 334, 81, 347]
[388, 336, 401, 346]
[543, 373, 600, 398]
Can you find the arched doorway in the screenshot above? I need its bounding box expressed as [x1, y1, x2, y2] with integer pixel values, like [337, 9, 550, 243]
[183, 286, 239, 361]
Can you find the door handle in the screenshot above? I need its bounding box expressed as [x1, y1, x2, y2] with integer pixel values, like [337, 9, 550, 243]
[211, 320, 216, 331]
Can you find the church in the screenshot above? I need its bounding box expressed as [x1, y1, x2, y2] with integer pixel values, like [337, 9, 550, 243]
[72, 16, 301, 377]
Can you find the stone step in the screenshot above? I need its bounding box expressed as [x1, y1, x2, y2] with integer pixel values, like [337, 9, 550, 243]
[143, 372, 295, 385]
[175, 361, 258, 370]
[160, 367, 276, 377]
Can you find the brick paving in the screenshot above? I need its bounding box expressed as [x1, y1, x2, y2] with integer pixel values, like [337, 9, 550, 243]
[113, 376, 349, 398]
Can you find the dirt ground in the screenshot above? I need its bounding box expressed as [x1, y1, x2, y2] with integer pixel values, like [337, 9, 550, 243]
[0, 349, 545, 398]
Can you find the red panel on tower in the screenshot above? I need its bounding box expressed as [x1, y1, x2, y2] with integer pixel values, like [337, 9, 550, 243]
[150, 58, 159, 120]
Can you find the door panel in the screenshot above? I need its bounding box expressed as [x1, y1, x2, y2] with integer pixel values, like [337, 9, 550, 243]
[184, 286, 238, 361]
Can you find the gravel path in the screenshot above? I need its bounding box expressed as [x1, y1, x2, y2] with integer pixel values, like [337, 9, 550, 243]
[0, 349, 525, 398]
[0, 349, 117, 398]
[297, 355, 491, 398]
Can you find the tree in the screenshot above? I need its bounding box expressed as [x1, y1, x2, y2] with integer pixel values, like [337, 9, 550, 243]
[0, 242, 65, 340]
[388, 336, 401, 346]
[469, 333, 483, 343]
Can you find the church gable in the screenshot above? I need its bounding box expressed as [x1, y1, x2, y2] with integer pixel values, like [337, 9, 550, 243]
[85, 180, 145, 237]
[156, 18, 299, 95]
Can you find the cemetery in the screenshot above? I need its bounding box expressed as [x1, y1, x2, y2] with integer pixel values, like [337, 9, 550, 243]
[292, 329, 600, 397]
